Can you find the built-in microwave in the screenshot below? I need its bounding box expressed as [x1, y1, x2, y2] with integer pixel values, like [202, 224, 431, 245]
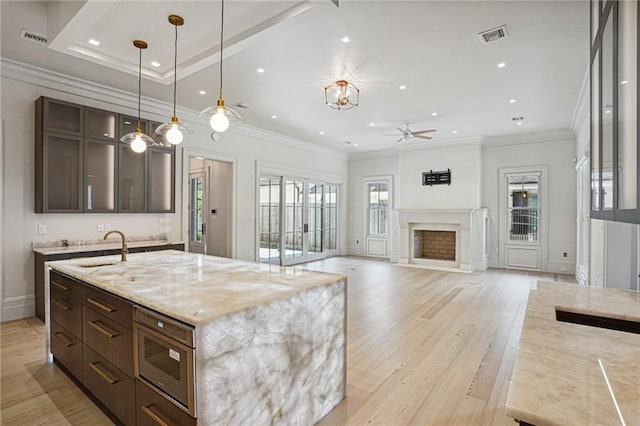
[133, 307, 196, 417]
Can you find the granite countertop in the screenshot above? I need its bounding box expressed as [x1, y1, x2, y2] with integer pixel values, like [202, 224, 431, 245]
[46, 250, 346, 326]
[34, 239, 183, 255]
[506, 281, 640, 426]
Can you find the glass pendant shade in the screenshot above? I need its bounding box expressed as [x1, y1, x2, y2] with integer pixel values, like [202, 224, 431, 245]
[325, 79, 359, 110]
[156, 15, 192, 145]
[199, 0, 241, 133]
[120, 40, 155, 152]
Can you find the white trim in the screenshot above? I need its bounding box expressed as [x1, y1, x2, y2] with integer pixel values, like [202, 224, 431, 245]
[570, 65, 590, 135]
[483, 129, 575, 148]
[393, 136, 483, 152]
[2, 296, 35, 322]
[258, 160, 344, 185]
[181, 147, 237, 260]
[547, 260, 576, 275]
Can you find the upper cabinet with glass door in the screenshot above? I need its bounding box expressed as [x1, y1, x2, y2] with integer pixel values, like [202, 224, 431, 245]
[590, 0, 640, 224]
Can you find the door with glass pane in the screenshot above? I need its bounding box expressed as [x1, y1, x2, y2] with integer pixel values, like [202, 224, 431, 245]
[188, 172, 207, 254]
[259, 176, 281, 264]
[365, 178, 391, 258]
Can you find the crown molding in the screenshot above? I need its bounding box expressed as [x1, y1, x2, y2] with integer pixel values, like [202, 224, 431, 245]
[482, 128, 575, 148]
[570, 65, 590, 134]
[394, 136, 482, 153]
[1, 57, 347, 161]
[349, 148, 398, 161]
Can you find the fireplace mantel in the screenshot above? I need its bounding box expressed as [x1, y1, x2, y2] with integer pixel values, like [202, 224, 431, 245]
[396, 208, 488, 272]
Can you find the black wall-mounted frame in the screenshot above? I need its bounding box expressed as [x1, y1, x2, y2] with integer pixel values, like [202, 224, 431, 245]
[590, 0, 640, 224]
[422, 169, 451, 186]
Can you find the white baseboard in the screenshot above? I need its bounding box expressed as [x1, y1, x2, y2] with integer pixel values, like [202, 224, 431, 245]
[488, 255, 499, 268]
[547, 259, 576, 275]
[2, 295, 35, 322]
[346, 246, 364, 256]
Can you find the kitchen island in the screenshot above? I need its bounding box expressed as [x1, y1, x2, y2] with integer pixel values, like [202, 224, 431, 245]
[506, 281, 640, 425]
[45, 250, 347, 425]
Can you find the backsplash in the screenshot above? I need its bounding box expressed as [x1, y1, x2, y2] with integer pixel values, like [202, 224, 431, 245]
[32, 233, 169, 249]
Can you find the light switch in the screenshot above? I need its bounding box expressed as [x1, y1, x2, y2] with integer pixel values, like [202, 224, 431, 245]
[38, 224, 47, 235]
[97, 224, 104, 232]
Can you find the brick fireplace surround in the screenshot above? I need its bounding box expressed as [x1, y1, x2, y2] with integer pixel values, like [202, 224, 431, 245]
[414, 230, 456, 261]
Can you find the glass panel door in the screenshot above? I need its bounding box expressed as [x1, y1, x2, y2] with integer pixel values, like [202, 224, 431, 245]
[259, 176, 281, 264]
[284, 179, 304, 264]
[188, 172, 206, 254]
[324, 184, 338, 253]
[307, 182, 324, 259]
[507, 174, 540, 243]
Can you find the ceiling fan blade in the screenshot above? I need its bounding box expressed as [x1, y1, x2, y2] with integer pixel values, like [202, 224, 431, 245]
[414, 135, 433, 140]
[396, 137, 405, 143]
[396, 127, 408, 134]
[412, 129, 436, 135]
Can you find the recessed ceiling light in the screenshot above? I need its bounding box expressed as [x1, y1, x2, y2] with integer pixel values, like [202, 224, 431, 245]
[320, 131, 325, 135]
[341, 36, 351, 43]
[509, 99, 516, 104]
[354, 143, 359, 147]
[88, 39, 100, 46]
[452, 130, 458, 134]
[151, 61, 160, 67]
[256, 68, 265, 73]
[432, 112, 438, 117]
[399, 85, 406, 90]
[199, 90, 207, 95]
[272, 115, 278, 119]
[497, 62, 506, 68]
[517, 122, 523, 126]
[621, 80, 628, 85]
[369, 123, 375, 127]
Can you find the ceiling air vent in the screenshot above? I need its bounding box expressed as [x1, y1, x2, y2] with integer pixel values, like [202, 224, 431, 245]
[478, 25, 508, 44]
[20, 29, 48, 46]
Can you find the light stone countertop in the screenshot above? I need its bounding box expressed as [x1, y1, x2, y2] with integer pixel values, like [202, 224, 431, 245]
[506, 281, 640, 426]
[46, 250, 346, 326]
[33, 239, 183, 255]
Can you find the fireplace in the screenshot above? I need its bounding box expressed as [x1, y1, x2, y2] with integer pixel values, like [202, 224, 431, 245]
[414, 230, 456, 261]
[397, 209, 488, 272]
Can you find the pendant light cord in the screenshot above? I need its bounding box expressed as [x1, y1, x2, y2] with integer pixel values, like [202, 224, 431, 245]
[173, 22, 178, 118]
[137, 46, 142, 129]
[219, 0, 224, 100]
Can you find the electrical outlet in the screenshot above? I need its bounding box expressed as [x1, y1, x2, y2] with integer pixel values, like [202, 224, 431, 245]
[38, 224, 47, 235]
[97, 224, 104, 232]
[356, 240, 359, 245]
[563, 252, 567, 257]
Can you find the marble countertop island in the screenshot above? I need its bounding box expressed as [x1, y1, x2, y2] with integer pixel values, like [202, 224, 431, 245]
[506, 281, 640, 426]
[46, 250, 347, 425]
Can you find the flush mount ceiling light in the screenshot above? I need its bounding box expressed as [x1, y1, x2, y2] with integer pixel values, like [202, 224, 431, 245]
[325, 79, 359, 110]
[120, 40, 156, 153]
[199, 0, 242, 133]
[156, 15, 193, 145]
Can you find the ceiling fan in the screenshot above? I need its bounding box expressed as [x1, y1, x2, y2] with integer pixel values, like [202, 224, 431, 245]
[384, 123, 436, 143]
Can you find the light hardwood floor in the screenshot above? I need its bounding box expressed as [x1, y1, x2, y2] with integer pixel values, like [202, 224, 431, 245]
[1, 257, 576, 425]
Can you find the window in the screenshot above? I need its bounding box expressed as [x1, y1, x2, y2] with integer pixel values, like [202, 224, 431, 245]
[368, 181, 389, 236]
[507, 174, 540, 243]
[324, 184, 338, 251]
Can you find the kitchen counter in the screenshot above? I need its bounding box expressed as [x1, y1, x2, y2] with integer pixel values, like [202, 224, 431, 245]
[33, 238, 183, 255]
[506, 281, 640, 425]
[46, 250, 347, 425]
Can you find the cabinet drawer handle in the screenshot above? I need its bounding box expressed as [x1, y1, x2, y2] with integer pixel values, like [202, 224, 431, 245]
[142, 405, 169, 426]
[88, 320, 118, 338]
[88, 361, 119, 385]
[87, 297, 115, 313]
[54, 331, 75, 347]
[52, 298, 71, 311]
[52, 281, 69, 291]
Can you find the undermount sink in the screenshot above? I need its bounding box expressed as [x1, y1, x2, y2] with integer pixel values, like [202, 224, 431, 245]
[555, 307, 640, 334]
[76, 259, 120, 268]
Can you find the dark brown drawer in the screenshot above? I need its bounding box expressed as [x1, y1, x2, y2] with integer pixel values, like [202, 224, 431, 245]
[83, 306, 133, 377]
[50, 271, 82, 302]
[51, 320, 83, 381]
[83, 345, 135, 426]
[51, 288, 82, 339]
[136, 379, 196, 426]
[84, 284, 133, 329]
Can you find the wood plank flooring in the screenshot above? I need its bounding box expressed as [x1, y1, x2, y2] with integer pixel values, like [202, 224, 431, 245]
[1, 257, 576, 425]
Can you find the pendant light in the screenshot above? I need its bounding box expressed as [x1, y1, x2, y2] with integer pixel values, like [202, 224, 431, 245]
[121, 40, 154, 153]
[198, 0, 241, 132]
[155, 15, 193, 145]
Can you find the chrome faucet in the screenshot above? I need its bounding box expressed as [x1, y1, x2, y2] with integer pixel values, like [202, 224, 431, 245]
[104, 230, 128, 262]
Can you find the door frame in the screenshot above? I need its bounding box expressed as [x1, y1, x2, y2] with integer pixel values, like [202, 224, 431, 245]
[181, 147, 237, 259]
[575, 154, 591, 284]
[363, 175, 393, 259]
[498, 165, 548, 271]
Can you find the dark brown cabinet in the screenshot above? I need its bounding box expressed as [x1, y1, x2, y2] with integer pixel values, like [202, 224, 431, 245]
[136, 379, 196, 426]
[35, 96, 176, 213]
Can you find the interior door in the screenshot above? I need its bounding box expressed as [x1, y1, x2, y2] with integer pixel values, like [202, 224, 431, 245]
[365, 178, 391, 258]
[188, 172, 207, 254]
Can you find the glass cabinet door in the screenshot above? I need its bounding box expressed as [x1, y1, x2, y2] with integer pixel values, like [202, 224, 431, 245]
[119, 144, 146, 212]
[119, 115, 147, 138]
[148, 148, 174, 212]
[85, 107, 117, 141]
[43, 98, 83, 136]
[44, 133, 83, 211]
[85, 139, 116, 212]
[150, 120, 172, 148]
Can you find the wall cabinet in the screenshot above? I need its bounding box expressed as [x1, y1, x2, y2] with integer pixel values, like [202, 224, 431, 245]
[35, 97, 176, 213]
[590, 0, 640, 223]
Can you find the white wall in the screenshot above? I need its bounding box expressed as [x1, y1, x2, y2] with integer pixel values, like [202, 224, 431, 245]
[1, 60, 348, 321]
[481, 130, 577, 273]
[398, 142, 482, 209]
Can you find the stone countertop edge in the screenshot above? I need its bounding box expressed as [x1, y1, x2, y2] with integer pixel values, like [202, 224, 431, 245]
[505, 280, 640, 426]
[34, 240, 185, 255]
[45, 251, 347, 327]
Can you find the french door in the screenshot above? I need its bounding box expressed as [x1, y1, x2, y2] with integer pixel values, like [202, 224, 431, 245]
[188, 172, 207, 254]
[259, 175, 338, 265]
